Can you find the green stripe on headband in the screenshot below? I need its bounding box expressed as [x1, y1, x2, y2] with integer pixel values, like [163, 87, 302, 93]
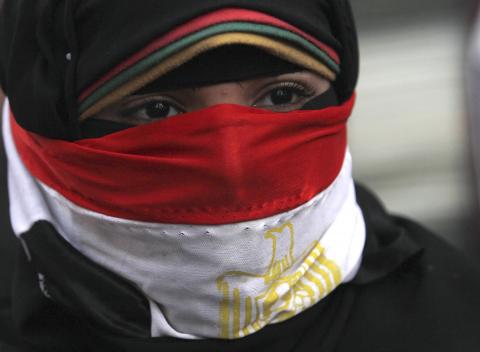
[79, 22, 341, 115]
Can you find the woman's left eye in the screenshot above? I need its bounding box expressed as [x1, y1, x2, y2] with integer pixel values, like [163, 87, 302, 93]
[121, 99, 183, 122]
[254, 83, 314, 108]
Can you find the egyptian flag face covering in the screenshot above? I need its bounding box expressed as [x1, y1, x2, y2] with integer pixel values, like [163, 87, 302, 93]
[1, 0, 364, 341]
[6, 97, 365, 339]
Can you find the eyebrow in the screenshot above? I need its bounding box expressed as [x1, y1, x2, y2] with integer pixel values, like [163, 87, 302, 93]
[187, 81, 248, 92]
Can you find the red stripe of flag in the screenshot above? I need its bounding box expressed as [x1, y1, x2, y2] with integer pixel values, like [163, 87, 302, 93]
[12, 97, 353, 224]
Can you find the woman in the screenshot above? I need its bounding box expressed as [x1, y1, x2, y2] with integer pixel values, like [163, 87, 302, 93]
[1, 1, 480, 351]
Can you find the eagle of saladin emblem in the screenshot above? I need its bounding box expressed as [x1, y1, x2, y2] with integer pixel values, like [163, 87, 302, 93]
[216, 222, 342, 338]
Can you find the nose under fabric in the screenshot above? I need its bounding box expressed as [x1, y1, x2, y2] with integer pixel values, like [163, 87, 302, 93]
[11, 95, 354, 225]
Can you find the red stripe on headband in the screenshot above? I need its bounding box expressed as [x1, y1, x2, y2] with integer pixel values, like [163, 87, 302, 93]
[12, 96, 354, 224]
[79, 8, 340, 102]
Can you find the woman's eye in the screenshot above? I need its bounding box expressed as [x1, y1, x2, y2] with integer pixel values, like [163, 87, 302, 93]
[121, 99, 183, 121]
[270, 88, 297, 105]
[254, 83, 314, 109]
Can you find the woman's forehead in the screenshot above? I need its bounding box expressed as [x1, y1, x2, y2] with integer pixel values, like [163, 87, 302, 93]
[141, 71, 327, 98]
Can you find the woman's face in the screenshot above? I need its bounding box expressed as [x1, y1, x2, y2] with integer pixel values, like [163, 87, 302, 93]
[90, 71, 330, 125]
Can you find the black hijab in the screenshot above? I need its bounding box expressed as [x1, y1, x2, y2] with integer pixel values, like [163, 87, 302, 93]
[0, 0, 358, 140]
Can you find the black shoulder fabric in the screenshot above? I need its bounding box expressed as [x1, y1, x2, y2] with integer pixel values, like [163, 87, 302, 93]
[0, 120, 31, 352]
[338, 217, 480, 351]
[337, 184, 480, 351]
[17, 221, 151, 339]
[0, 115, 15, 299]
[12, 243, 108, 352]
[0, 0, 358, 140]
[353, 184, 424, 284]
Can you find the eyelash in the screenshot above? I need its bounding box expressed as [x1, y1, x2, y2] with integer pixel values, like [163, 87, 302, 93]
[254, 81, 316, 106]
[264, 81, 315, 97]
[119, 96, 184, 118]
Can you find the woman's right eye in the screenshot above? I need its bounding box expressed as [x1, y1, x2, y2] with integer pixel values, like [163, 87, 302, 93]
[120, 99, 184, 122]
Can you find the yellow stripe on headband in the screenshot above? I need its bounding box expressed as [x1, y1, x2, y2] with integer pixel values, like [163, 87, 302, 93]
[80, 32, 336, 120]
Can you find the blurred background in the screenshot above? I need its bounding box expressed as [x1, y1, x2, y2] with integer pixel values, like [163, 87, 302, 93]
[349, 0, 480, 266]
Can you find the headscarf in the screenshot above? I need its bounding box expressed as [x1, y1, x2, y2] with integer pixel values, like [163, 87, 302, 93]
[0, 0, 358, 140]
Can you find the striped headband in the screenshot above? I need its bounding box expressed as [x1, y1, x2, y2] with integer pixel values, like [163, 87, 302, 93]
[78, 8, 341, 120]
